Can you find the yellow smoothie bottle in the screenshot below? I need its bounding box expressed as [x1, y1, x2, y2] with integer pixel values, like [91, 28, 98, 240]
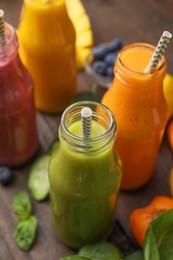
[18, 0, 76, 113]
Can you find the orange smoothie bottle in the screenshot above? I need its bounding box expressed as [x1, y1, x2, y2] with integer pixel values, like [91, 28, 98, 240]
[17, 0, 76, 113]
[102, 43, 168, 190]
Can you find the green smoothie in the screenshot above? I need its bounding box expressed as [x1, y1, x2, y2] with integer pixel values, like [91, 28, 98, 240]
[69, 120, 106, 138]
[49, 118, 122, 249]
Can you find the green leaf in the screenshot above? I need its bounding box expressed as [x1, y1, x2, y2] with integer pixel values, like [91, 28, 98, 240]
[78, 241, 124, 260]
[13, 215, 37, 251]
[144, 227, 160, 260]
[125, 251, 144, 260]
[127, 209, 173, 260]
[59, 256, 93, 260]
[145, 209, 173, 260]
[12, 191, 32, 220]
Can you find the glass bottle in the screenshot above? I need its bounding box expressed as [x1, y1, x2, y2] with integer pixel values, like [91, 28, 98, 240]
[0, 22, 38, 166]
[49, 101, 122, 249]
[102, 43, 167, 190]
[17, 0, 76, 113]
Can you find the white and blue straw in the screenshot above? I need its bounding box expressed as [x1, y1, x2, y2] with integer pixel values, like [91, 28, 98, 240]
[81, 107, 92, 139]
[145, 31, 172, 73]
[0, 9, 5, 50]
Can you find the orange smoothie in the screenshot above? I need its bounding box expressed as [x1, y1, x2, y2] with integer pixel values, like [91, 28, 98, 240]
[102, 43, 168, 190]
[18, 0, 76, 113]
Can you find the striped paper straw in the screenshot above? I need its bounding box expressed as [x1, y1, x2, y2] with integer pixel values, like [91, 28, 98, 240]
[81, 107, 92, 139]
[0, 9, 5, 50]
[145, 31, 172, 73]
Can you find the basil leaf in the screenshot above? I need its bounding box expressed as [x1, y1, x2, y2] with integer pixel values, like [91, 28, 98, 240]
[13, 215, 37, 251]
[144, 227, 160, 260]
[78, 241, 124, 260]
[60, 256, 93, 260]
[145, 209, 173, 260]
[12, 191, 32, 220]
[125, 251, 144, 260]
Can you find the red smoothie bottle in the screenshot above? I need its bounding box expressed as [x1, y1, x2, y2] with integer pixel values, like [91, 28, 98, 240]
[0, 17, 38, 166]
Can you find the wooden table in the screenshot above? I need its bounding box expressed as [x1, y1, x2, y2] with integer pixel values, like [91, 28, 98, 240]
[0, 0, 173, 259]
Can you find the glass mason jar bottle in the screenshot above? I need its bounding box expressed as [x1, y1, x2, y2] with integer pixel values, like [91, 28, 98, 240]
[0, 22, 38, 166]
[17, 0, 76, 113]
[102, 43, 168, 190]
[49, 101, 122, 249]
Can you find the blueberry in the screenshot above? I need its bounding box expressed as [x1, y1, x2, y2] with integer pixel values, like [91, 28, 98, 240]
[0, 167, 14, 185]
[92, 60, 106, 75]
[105, 66, 114, 78]
[107, 38, 123, 52]
[92, 45, 108, 60]
[104, 52, 118, 66]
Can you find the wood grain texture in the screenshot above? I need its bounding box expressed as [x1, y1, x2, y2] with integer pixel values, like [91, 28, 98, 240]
[0, 0, 173, 259]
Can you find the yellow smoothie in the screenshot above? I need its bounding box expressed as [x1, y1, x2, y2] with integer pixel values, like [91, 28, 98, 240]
[18, 0, 76, 112]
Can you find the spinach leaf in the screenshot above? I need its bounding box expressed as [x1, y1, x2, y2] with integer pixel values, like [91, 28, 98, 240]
[60, 256, 93, 260]
[13, 215, 37, 251]
[144, 209, 173, 260]
[12, 191, 32, 220]
[125, 251, 144, 260]
[78, 240, 124, 260]
[144, 227, 160, 260]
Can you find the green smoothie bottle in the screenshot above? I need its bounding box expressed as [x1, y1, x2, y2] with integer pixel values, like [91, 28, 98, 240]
[49, 101, 122, 249]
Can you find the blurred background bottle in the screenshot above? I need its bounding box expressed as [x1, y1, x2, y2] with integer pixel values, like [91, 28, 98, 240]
[0, 15, 38, 166]
[18, 0, 76, 113]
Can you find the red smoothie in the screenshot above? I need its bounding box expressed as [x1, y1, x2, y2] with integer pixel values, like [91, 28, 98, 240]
[0, 23, 38, 166]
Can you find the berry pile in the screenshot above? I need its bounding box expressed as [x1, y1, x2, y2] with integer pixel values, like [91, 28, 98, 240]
[92, 39, 123, 78]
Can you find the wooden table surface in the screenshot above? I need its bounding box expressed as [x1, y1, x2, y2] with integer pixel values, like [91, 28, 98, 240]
[0, 0, 173, 259]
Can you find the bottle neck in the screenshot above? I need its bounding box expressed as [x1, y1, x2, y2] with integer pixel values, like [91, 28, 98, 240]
[115, 43, 166, 91]
[22, 0, 68, 25]
[24, 0, 65, 7]
[0, 23, 18, 68]
[59, 101, 116, 154]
